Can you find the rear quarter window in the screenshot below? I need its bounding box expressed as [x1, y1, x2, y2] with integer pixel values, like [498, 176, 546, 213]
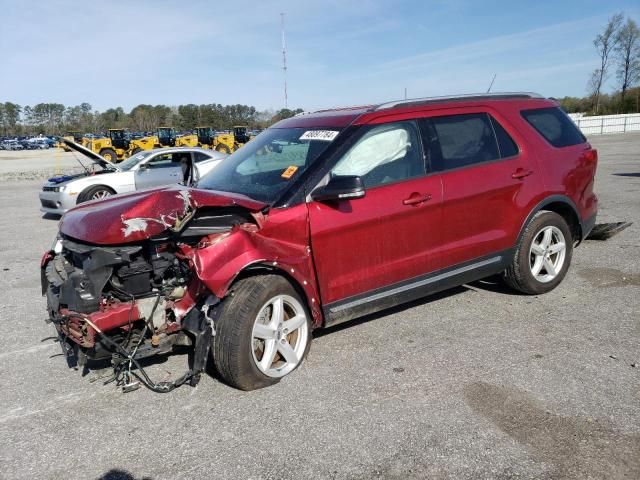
[521, 107, 585, 148]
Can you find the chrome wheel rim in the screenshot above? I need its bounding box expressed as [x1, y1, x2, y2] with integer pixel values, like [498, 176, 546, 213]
[251, 294, 309, 378]
[529, 226, 566, 283]
[91, 190, 112, 200]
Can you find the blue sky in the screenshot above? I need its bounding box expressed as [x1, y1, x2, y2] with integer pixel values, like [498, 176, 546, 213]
[1, 0, 638, 112]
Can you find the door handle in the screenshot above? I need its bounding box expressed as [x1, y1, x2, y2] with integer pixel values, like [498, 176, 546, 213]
[512, 168, 533, 179]
[403, 193, 432, 206]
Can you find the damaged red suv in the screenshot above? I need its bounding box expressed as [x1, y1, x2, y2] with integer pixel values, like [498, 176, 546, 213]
[41, 93, 598, 392]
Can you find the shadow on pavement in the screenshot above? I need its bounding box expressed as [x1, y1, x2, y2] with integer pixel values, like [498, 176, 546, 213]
[96, 469, 153, 480]
[315, 285, 469, 338]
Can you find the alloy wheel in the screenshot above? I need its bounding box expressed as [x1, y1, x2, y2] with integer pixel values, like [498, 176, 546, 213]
[529, 225, 566, 283]
[251, 294, 309, 378]
[91, 190, 112, 200]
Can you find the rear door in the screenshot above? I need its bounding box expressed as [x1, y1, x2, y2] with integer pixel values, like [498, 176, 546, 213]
[308, 120, 443, 308]
[422, 109, 542, 267]
[134, 152, 188, 189]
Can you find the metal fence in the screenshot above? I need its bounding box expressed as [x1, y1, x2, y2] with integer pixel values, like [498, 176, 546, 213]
[568, 113, 640, 135]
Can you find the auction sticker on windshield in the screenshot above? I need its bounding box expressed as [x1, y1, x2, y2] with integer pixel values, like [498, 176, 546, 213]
[281, 165, 298, 179]
[300, 130, 339, 141]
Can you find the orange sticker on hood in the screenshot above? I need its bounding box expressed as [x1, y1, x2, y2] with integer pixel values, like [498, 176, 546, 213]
[281, 165, 298, 179]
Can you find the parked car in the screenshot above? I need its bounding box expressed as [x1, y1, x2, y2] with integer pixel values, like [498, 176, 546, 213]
[39, 139, 226, 215]
[1, 139, 24, 150]
[41, 92, 598, 392]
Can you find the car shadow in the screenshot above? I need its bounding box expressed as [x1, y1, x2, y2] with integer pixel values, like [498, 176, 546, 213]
[314, 285, 469, 338]
[96, 469, 153, 480]
[466, 274, 527, 295]
[612, 172, 640, 177]
[41, 213, 61, 221]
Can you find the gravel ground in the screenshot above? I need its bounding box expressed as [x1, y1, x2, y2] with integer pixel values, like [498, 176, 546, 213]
[0, 135, 638, 480]
[0, 149, 84, 181]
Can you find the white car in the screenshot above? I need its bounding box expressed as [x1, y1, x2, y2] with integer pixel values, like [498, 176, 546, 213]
[39, 140, 226, 215]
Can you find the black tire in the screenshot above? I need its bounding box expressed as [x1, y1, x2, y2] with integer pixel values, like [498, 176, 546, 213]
[215, 143, 231, 154]
[77, 185, 116, 204]
[504, 210, 573, 294]
[100, 148, 118, 162]
[213, 275, 312, 391]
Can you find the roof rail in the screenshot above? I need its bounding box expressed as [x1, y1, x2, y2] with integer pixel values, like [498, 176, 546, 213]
[374, 92, 544, 111]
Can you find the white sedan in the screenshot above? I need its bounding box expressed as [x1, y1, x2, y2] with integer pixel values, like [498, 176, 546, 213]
[39, 140, 226, 215]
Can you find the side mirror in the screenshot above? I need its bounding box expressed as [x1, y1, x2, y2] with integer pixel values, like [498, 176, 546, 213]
[311, 175, 365, 202]
[138, 163, 149, 171]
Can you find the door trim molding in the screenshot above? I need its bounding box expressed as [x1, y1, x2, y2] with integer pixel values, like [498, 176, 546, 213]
[323, 250, 512, 327]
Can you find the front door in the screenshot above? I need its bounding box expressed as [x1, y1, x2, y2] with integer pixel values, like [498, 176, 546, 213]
[308, 120, 443, 311]
[134, 152, 190, 189]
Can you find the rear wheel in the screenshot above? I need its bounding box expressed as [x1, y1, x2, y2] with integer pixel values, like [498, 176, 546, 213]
[100, 148, 118, 162]
[213, 275, 312, 390]
[504, 211, 573, 294]
[77, 185, 115, 204]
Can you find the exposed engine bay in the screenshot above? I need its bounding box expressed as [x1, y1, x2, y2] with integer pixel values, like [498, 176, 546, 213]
[42, 203, 259, 393]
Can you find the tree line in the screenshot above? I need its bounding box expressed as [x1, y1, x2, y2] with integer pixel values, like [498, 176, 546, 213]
[0, 102, 304, 137]
[560, 12, 640, 115]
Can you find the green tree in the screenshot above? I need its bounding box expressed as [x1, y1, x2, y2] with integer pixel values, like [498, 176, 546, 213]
[0, 102, 22, 135]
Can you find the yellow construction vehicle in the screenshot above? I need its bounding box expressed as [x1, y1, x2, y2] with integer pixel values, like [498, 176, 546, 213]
[183, 125, 252, 153]
[57, 131, 84, 151]
[128, 127, 177, 154]
[175, 130, 198, 148]
[86, 129, 131, 162]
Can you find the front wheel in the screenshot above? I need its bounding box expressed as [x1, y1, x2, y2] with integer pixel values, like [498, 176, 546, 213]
[504, 211, 573, 294]
[100, 148, 118, 162]
[215, 143, 231, 154]
[213, 275, 312, 390]
[77, 185, 115, 204]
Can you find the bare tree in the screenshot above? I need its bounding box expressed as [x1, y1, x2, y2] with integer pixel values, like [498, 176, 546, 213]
[592, 13, 624, 113]
[615, 18, 640, 107]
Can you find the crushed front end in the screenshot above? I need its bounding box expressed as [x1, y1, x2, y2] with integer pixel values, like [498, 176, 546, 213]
[41, 234, 215, 392]
[40, 185, 320, 393]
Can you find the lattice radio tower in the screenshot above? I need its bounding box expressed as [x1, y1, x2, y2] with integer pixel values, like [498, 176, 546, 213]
[281, 13, 288, 109]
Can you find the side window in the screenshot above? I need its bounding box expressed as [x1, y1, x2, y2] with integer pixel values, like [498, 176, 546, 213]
[521, 107, 586, 148]
[331, 121, 423, 188]
[427, 113, 500, 171]
[490, 116, 519, 158]
[193, 151, 211, 163]
[145, 152, 190, 168]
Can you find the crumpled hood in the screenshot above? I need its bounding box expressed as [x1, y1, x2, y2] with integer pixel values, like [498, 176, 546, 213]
[59, 185, 266, 245]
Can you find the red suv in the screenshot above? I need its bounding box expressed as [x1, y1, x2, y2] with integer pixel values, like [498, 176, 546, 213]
[42, 93, 598, 392]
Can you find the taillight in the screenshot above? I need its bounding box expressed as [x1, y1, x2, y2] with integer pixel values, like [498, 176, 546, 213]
[582, 148, 598, 163]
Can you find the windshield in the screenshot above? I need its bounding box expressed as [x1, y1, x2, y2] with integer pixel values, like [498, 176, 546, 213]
[197, 127, 341, 203]
[117, 150, 154, 171]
